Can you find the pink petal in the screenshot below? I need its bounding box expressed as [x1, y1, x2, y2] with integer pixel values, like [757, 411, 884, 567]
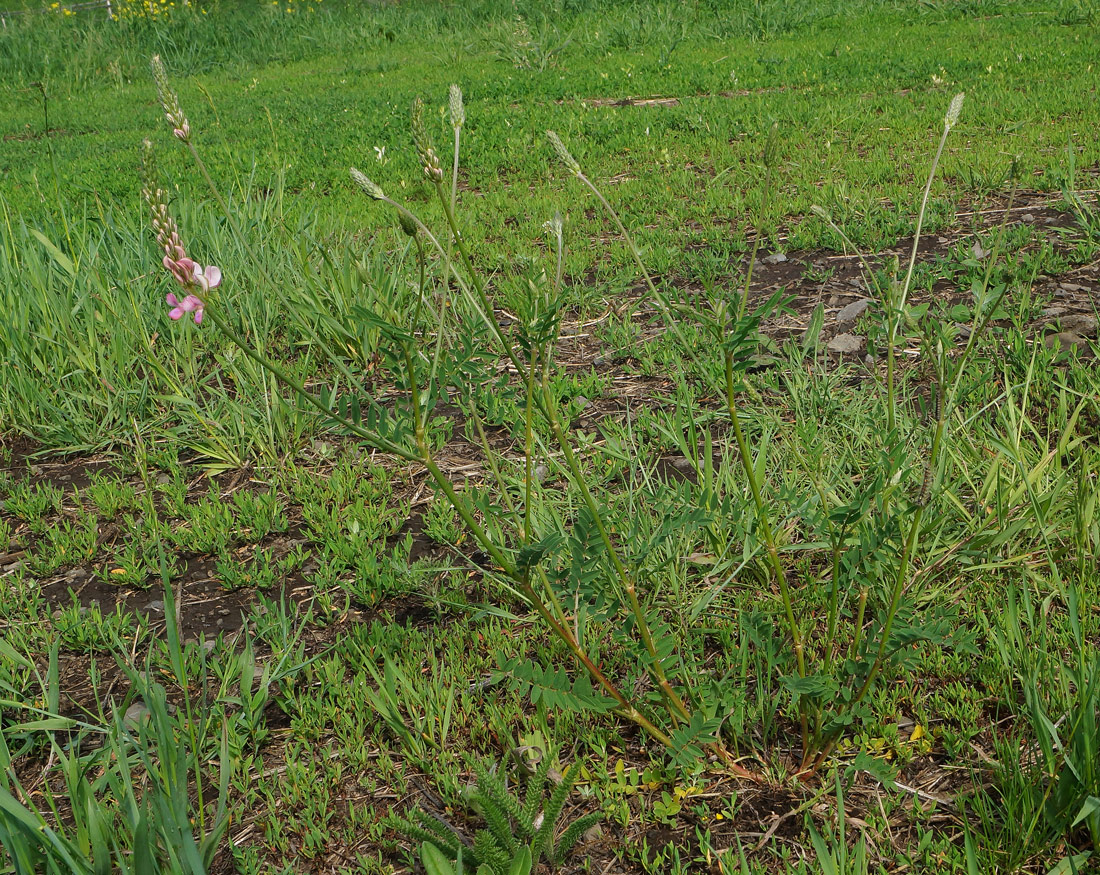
[166, 293, 180, 306]
[204, 266, 221, 288]
[169, 307, 185, 320]
[193, 309, 204, 326]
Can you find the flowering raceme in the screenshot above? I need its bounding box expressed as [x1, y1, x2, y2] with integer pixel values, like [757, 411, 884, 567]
[141, 139, 220, 325]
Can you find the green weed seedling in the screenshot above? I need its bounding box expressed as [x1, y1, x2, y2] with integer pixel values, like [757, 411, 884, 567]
[51, 598, 139, 652]
[391, 754, 600, 875]
[984, 583, 1100, 858]
[84, 472, 140, 519]
[803, 775, 871, 875]
[215, 547, 278, 591]
[3, 481, 63, 535]
[424, 490, 466, 546]
[168, 486, 235, 554]
[24, 510, 98, 577]
[230, 489, 288, 543]
[0, 585, 230, 874]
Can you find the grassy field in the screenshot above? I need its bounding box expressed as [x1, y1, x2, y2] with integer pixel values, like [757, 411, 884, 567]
[2, 0, 1100, 872]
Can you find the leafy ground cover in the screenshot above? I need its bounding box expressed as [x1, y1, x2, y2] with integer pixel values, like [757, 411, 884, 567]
[2, 0, 1100, 873]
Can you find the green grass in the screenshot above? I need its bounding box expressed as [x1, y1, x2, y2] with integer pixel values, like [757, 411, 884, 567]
[2, 0, 1100, 873]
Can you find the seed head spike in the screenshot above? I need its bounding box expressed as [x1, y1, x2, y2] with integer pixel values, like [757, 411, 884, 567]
[350, 168, 385, 200]
[546, 130, 580, 175]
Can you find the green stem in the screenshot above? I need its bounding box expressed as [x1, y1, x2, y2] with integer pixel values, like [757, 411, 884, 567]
[574, 173, 711, 385]
[849, 586, 869, 662]
[204, 310, 416, 463]
[429, 178, 692, 723]
[524, 345, 539, 545]
[724, 353, 804, 677]
[432, 183, 526, 377]
[725, 349, 809, 756]
[185, 141, 369, 398]
[542, 382, 692, 725]
[738, 156, 775, 320]
[887, 121, 953, 434]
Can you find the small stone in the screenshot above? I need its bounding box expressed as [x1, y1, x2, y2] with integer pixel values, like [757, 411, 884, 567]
[156, 472, 171, 485]
[1042, 306, 1067, 317]
[1061, 314, 1098, 336]
[828, 333, 864, 354]
[583, 823, 604, 843]
[1060, 282, 1088, 293]
[972, 241, 990, 260]
[670, 456, 695, 471]
[593, 356, 606, 367]
[1044, 331, 1090, 353]
[763, 252, 788, 265]
[575, 395, 590, 410]
[836, 298, 872, 323]
[65, 567, 88, 580]
[533, 463, 549, 483]
[123, 702, 150, 727]
[145, 600, 164, 613]
[202, 639, 217, 652]
[1021, 213, 1036, 222]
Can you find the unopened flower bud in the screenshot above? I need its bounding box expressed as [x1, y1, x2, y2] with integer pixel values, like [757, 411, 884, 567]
[397, 209, 418, 238]
[150, 55, 191, 144]
[945, 93, 964, 129]
[546, 130, 580, 175]
[350, 168, 385, 200]
[544, 211, 563, 239]
[411, 97, 444, 183]
[449, 84, 465, 130]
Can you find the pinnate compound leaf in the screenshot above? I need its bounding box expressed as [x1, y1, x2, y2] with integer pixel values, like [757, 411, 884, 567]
[668, 712, 722, 768]
[500, 659, 616, 714]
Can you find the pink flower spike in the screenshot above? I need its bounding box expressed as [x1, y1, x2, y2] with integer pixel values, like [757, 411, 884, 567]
[164, 255, 196, 288]
[192, 263, 222, 293]
[180, 294, 205, 325]
[166, 292, 186, 321]
[165, 292, 204, 325]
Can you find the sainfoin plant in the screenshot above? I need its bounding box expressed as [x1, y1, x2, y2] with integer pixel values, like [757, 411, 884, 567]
[140, 57, 992, 776]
